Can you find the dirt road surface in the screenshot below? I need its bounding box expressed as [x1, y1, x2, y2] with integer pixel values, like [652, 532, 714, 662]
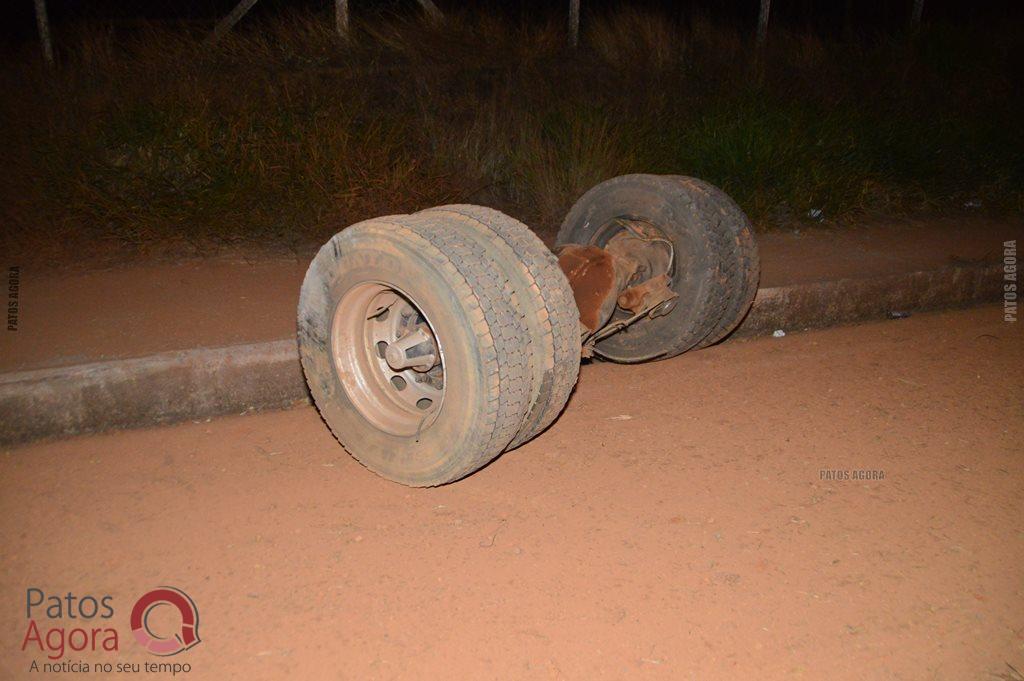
[2, 307, 1021, 680]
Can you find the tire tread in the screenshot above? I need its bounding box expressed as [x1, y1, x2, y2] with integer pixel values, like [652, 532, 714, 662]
[421, 205, 580, 447]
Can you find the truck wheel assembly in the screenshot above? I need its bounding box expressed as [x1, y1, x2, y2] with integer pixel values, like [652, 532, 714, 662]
[298, 174, 760, 486]
[556, 174, 760, 362]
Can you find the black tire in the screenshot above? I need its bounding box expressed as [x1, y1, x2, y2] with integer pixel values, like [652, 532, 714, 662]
[298, 213, 532, 486]
[666, 176, 760, 349]
[418, 205, 581, 447]
[556, 174, 760, 363]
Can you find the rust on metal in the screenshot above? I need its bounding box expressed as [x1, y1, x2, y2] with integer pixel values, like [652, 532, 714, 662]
[560, 226, 678, 342]
[557, 245, 618, 333]
[604, 229, 672, 282]
[557, 244, 641, 333]
[616, 274, 676, 315]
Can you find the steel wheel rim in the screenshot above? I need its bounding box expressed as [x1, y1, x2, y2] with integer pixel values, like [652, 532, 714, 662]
[331, 282, 445, 437]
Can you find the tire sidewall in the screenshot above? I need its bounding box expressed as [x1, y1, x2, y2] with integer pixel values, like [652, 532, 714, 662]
[298, 225, 491, 485]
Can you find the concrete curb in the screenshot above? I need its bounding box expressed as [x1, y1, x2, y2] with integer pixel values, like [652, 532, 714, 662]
[0, 340, 307, 446]
[0, 263, 1004, 447]
[737, 263, 1003, 337]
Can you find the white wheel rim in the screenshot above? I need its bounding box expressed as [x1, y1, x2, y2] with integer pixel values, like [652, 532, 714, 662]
[331, 282, 445, 437]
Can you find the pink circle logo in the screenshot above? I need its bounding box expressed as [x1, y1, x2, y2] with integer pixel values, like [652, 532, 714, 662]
[130, 587, 201, 656]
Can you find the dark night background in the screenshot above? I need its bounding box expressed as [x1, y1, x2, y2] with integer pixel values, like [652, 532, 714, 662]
[2, 0, 1021, 264]
[5, 0, 1024, 39]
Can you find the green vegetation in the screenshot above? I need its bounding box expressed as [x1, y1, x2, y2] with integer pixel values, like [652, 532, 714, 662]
[2, 8, 1021, 258]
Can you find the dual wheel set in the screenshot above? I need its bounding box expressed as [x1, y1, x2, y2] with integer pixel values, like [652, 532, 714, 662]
[298, 174, 760, 486]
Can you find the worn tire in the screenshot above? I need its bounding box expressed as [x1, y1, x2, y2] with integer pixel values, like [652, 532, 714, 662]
[666, 177, 761, 349]
[298, 213, 532, 486]
[556, 174, 760, 362]
[418, 205, 581, 447]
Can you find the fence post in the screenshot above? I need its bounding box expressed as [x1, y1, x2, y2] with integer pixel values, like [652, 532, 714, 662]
[910, 0, 924, 29]
[204, 0, 261, 47]
[417, 0, 444, 23]
[569, 0, 580, 48]
[33, 0, 54, 66]
[756, 0, 771, 47]
[336, 0, 349, 38]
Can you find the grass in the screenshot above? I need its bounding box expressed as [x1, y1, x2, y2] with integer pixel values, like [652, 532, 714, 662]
[1, 7, 1021, 262]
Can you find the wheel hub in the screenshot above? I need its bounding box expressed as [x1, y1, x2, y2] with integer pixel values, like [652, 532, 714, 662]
[383, 326, 438, 372]
[331, 283, 445, 437]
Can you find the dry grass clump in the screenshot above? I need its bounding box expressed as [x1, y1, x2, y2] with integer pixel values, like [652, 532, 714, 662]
[1, 8, 1020, 261]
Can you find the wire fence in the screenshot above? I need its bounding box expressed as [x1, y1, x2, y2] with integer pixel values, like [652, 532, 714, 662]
[25, 0, 946, 66]
[27, 0, 451, 61]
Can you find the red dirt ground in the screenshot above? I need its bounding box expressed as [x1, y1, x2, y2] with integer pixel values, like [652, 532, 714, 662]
[3, 217, 1020, 372]
[1, 306, 1021, 680]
